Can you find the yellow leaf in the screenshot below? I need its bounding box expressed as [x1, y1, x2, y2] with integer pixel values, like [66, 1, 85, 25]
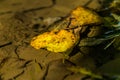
[30, 30, 77, 53]
[68, 6, 102, 28]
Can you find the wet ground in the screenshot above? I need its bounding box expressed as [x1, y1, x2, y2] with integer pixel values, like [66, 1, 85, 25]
[0, 0, 114, 80]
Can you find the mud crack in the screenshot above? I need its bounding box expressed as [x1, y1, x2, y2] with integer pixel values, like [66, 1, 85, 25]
[0, 0, 57, 15]
[0, 42, 12, 48]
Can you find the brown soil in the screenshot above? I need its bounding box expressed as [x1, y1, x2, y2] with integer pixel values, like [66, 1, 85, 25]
[0, 0, 108, 80]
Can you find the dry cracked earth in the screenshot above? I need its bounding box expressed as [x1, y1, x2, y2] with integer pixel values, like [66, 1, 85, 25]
[0, 0, 111, 80]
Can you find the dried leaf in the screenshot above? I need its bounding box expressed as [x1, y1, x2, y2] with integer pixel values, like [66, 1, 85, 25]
[30, 30, 77, 52]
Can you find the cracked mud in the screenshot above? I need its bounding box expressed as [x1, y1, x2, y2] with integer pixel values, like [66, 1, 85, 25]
[0, 0, 108, 80]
